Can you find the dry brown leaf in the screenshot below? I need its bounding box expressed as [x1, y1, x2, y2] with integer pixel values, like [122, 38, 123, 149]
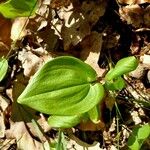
[0, 15, 12, 56]
[8, 97, 46, 149]
[140, 54, 150, 68]
[52, 0, 106, 50]
[0, 42, 9, 57]
[119, 3, 150, 28]
[147, 70, 150, 83]
[6, 121, 44, 150]
[129, 63, 146, 79]
[0, 139, 16, 150]
[80, 32, 106, 77]
[78, 120, 105, 131]
[11, 73, 28, 103]
[62, 20, 90, 50]
[81, 0, 106, 26]
[50, 0, 71, 8]
[0, 15, 12, 47]
[119, 4, 143, 28]
[0, 111, 5, 138]
[144, 5, 150, 27]
[38, 26, 59, 51]
[18, 49, 44, 77]
[102, 31, 120, 49]
[67, 139, 101, 150]
[130, 110, 142, 124]
[104, 93, 116, 111]
[67, 129, 100, 148]
[0, 94, 10, 111]
[11, 18, 28, 41]
[118, 0, 150, 4]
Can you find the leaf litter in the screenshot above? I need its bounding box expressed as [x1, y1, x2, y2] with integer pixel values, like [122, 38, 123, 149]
[0, 0, 150, 149]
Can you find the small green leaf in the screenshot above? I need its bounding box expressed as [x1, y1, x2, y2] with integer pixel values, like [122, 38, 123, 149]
[88, 105, 100, 123]
[0, 0, 37, 18]
[0, 58, 8, 82]
[104, 77, 125, 91]
[137, 124, 150, 140]
[127, 124, 150, 150]
[105, 56, 138, 81]
[48, 115, 81, 128]
[17, 56, 104, 116]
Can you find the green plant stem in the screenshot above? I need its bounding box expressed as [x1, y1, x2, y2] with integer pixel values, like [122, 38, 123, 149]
[56, 129, 62, 150]
[115, 102, 120, 150]
[115, 102, 123, 122]
[5, 0, 39, 60]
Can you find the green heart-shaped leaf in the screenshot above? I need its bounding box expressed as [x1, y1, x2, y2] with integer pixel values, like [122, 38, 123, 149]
[105, 56, 138, 81]
[0, 58, 8, 82]
[0, 0, 37, 18]
[17, 56, 104, 116]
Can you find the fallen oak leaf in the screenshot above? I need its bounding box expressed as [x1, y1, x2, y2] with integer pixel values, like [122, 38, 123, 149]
[118, 0, 150, 5]
[0, 111, 5, 138]
[80, 32, 106, 77]
[0, 15, 11, 56]
[50, 0, 71, 8]
[6, 121, 44, 150]
[61, 19, 90, 50]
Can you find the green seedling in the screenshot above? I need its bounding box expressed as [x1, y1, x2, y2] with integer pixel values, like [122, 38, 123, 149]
[127, 124, 150, 150]
[0, 58, 8, 82]
[105, 56, 138, 91]
[17, 56, 138, 128]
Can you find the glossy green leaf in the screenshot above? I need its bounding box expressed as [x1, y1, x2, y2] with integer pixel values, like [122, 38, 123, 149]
[48, 115, 81, 128]
[0, 0, 37, 18]
[104, 77, 125, 91]
[127, 124, 150, 150]
[0, 58, 8, 82]
[17, 56, 104, 116]
[105, 56, 138, 81]
[88, 105, 100, 123]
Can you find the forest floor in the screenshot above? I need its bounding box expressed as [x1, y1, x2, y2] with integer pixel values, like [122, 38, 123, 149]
[0, 0, 150, 149]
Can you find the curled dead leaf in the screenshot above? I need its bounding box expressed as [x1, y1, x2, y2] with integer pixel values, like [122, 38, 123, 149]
[104, 93, 116, 111]
[81, 0, 106, 26]
[0, 15, 12, 47]
[78, 120, 105, 131]
[144, 5, 150, 27]
[0, 94, 10, 111]
[18, 49, 44, 77]
[119, 2, 150, 27]
[62, 19, 90, 50]
[80, 32, 106, 77]
[0, 111, 5, 138]
[0, 15, 12, 56]
[118, 0, 150, 4]
[50, 0, 71, 8]
[119, 4, 143, 28]
[0, 42, 9, 57]
[6, 122, 44, 150]
[11, 18, 28, 41]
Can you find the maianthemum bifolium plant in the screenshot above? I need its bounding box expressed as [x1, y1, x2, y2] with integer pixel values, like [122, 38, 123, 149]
[17, 56, 138, 128]
[0, 1, 149, 149]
